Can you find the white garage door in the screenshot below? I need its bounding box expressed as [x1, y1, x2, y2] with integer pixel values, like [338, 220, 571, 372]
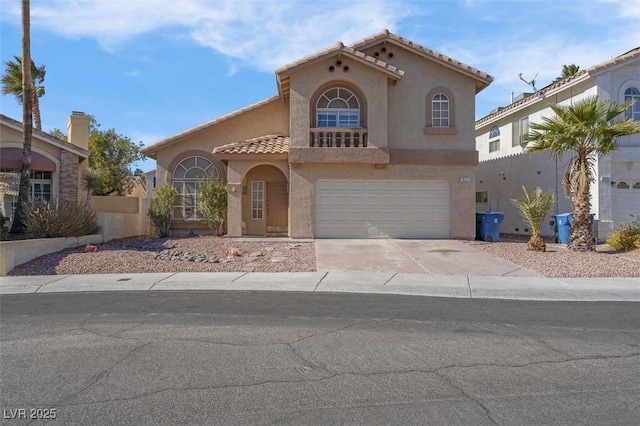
[612, 181, 640, 225]
[315, 180, 450, 238]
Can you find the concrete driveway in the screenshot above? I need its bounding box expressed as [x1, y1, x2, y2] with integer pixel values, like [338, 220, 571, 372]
[316, 239, 538, 277]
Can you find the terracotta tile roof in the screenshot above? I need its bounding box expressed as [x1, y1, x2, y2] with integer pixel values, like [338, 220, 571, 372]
[475, 46, 639, 127]
[0, 113, 89, 158]
[140, 96, 282, 157]
[276, 42, 404, 99]
[350, 29, 493, 93]
[213, 134, 290, 156]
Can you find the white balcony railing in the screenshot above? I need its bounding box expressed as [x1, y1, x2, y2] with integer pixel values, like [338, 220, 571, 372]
[310, 128, 368, 147]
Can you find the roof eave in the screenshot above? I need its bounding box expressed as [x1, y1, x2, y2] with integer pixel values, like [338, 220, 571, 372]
[214, 153, 288, 161]
[0, 116, 89, 158]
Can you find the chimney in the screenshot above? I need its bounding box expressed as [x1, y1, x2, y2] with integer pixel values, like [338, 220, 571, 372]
[67, 111, 90, 151]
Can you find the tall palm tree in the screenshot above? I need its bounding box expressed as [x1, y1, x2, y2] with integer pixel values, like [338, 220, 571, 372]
[2, 55, 46, 130]
[10, 0, 33, 234]
[525, 96, 640, 252]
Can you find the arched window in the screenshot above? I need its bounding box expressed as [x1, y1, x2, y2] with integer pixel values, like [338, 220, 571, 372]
[172, 156, 219, 220]
[616, 181, 629, 189]
[633, 182, 640, 189]
[316, 87, 361, 128]
[625, 87, 640, 121]
[488, 126, 500, 153]
[432, 93, 450, 128]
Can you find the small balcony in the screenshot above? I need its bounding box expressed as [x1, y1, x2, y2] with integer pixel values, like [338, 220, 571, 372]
[310, 128, 368, 148]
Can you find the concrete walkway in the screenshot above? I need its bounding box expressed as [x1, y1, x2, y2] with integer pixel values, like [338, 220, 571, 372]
[1, 272, 638, 301]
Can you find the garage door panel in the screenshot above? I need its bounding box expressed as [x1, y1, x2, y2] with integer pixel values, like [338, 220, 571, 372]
[315, 180, 450, 238]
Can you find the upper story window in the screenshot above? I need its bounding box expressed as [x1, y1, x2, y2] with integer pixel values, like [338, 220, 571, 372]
[171, 156, 219, 220]
[316, 87, 361, 128]
[624, 87, 640, 121]
[512, 116, 529, 147]
[432, 93, 450, 128]
[489, 126, 500, 153]
[425, 87, 456, 135]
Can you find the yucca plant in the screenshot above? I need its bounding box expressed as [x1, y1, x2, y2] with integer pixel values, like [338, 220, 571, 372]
[81, 167, 100, 210]
[511, 186, 555, 252]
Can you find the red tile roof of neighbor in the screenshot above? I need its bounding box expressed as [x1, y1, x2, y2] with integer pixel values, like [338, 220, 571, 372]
[213, 134, 290, 156]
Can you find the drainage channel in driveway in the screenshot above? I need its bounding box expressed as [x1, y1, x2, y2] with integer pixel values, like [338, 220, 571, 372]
[315, 239, 538, 276]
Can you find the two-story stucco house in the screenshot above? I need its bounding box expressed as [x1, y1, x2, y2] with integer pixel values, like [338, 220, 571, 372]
[475, 47, 640, 240]
[0, 112, 91, 223]
[141, 30, 493, 238]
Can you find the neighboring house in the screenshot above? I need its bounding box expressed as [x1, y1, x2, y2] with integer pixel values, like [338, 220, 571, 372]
[0, 112, 91, 222]
[475, 47, 640, 240]
[142, 169, 157, 197]
[142, 30, 493, 238]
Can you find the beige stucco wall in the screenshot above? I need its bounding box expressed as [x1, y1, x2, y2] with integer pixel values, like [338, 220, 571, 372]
[289, 163, 476, 239]
[225, 159, 289, 236]
[1, 126, 63, 199]
[91, 196, 153, 240]
[288, 56, 389, 151]
[360, 45, 478, 152]
[155, 100, 289, 186]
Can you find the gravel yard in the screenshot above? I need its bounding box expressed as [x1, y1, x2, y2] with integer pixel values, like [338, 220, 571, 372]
[7, 235, 640, 277]
[470, 236, 640, 278]
[8, 236, 316, 276]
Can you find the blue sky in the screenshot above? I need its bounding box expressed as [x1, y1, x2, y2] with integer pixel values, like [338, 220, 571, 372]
[1, 0, 639, 172]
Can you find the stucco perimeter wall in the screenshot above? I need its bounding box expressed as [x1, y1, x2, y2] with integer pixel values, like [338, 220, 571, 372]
[477, 152, 574, 238]
[91, 196, 153, 241]
[0, 234, 103, 276]
[289, 163, 476, 239]
[155, 100, 289, 186]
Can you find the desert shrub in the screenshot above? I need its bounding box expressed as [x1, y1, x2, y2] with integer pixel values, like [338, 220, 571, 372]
[198, 174, 227, 235]
[0, 213, 8, 241]
[511, 186, 555, 251]
[606, 217, 640, 251]
[22, 198, 99, 238]
[148, 184, 178, 238]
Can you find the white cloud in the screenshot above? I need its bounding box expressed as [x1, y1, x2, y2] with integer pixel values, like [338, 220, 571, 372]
[20, 0, 413, 71]
[125, 69, 141, 77]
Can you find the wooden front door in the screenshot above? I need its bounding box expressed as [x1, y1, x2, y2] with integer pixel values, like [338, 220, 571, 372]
[266, 181, 288, 233]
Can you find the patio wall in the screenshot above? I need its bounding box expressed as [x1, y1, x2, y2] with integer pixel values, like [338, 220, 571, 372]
[0, 196, 153, 276]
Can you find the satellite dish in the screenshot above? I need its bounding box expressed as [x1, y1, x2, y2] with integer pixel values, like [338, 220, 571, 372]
[518, 71, 545, 99]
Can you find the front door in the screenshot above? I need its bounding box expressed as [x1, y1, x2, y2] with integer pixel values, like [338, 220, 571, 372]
[266, 181, 288, 233]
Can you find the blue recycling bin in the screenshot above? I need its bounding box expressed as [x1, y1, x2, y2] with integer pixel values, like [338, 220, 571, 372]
[475, 212, 504, 242]
[556, 213, 595, 244]
[555, 213, 572, 244]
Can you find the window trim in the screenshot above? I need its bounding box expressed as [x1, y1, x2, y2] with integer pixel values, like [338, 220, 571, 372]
[170, 155, 220, 221]
[512, 116, 529, 147]
[251, 180, 264, 220]
[425, 87, 456, 135]
[310, 81, 367, 129]
[624, 86, 640, 121]
[488, 126, 500, 153]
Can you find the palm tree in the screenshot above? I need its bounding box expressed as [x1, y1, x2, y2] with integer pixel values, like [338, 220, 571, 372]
[2, 55, 46, 130]
[10, 0, 33, 234]
[553, 64, 580, 83]
[511, 186, 555, 252]
[525, 96, 640, 252]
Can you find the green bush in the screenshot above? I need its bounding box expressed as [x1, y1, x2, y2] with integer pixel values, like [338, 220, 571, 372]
[22, 198, 99, 238]
[148, 184, 178, 238]
[0, 213, 8, 241]
[198, 174, 227, 235]
[606, 217, 640, 252]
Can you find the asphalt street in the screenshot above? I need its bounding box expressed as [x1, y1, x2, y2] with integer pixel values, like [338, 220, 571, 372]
[1, 291, 639, 425]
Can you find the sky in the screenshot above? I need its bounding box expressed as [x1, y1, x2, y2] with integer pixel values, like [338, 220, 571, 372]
[1, 0, 639, 172]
